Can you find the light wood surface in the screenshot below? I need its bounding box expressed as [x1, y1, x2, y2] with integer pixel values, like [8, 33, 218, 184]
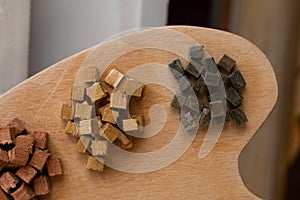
[0, 26, 277, 199]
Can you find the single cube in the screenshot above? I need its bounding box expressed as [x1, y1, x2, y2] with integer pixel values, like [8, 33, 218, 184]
[0, 149, 8, 171]
[0, 128, 14, 148]
[102, 108, 118, 124]
[91, 140, 108, 157]
[101, 123, 122, 142]
[183, 62, 201, 78]
[122, 119, 138, 132]
[0, 172, 19, 193]
[132, 114, 144, 133]
[76, 136, 91, 153]
[209, 101, 225, 118]
[9, 135, 34, 167]
[15, 165, 37, 184]
[110, 92, 127, 110]
[6, 118, 25, 136]
[79, 119, 99, 136]
[168, 59, 185, 79]
[72, 85, 85, 101]
[181, 112, 197, 131]
[226, 87, 243, 107]
[218, 54, 236, 73]
[86, 156, 104, 172]
[15, 135, 35, 154]
[230, 107, 248, 125]
[83, 66, 99, 83]
[104, 69, 125, 88]
[47, 158, 63, 176]
[64, 121, 79, 138]
[33, 175, 50, 196]
[86, 82, 107, 103]
[229, 70, 247, 89]
[61, 104, 73, 120]
[117, 132, 130, 146]
[29, 150, 50, 171]
[74, 102, 92, 120]
[11, 183, 34, 200]
[32, 131, 48, 149]
[123, 78, 145, 97]
[189, 46, 204, 60]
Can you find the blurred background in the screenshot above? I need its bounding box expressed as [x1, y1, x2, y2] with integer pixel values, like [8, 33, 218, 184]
[0, 0, 299, 199]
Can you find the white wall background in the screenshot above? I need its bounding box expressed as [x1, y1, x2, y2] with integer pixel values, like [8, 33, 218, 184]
[29, 0, 169, 75]
[0, 0, 30, 95]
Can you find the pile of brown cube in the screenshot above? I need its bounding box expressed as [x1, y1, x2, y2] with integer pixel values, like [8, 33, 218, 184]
[170, 46, 248, 130]
[62, 67, 144, 172]
[0, 118, 63, 200]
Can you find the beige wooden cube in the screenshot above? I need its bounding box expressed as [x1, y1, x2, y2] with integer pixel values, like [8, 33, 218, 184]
[124, 78, 145, 97]
[91, 140, 108, 156]
[104, 69, 124, 88]
[72, 86, 85, 101]
[64, 121, 79, 138]
[122, 119, 138, 132]
[102, 108, 118, 124]
[79, 119, 99, 136]
[74, 102, 92, 120]
[86, 82, 106, 103]
[101, 123, 122, 142]
[86, 156, 104, 172]
[110, 92, 127, 110]
[83, 67, 99, 83]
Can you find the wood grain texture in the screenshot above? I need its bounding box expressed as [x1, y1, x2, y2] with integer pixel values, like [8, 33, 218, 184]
[0, 26, 277, 199]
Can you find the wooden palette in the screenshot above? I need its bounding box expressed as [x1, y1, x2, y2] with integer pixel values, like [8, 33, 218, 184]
[0, 26, 277, 199]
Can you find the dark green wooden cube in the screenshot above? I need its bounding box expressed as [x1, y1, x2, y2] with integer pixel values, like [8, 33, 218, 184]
[229, 70, 247, 89]
[168, 59, 185, 79]
[226, 87, 243, 107]
[218, 54, 236, 73]
[230, 106, 248, 125]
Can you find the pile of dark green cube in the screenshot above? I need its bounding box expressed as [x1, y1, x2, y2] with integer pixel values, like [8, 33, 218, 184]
[169, 46, 247, 131]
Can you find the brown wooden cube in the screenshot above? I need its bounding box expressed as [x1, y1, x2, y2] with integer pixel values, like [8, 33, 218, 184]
[101, 123, 122, 142]
[61, 104, 73, 121]
[0, 172, 19, 193]
[29, 150, 50, 171]
[86, 82, 107, 103]
[15, 165, 37, 184]
[9, 136, 33, 167]
[0, 149, 8, 171]
[0, 128, 14, 148]
[32, 131, 48, 149]
[86, 156, 104, 172]
[64, 121, 79, 138]
[15, 135, 35, 154]
[33, 175, 50, 196]
[6, 118, 25, 136]
[11, 183, 34, 200]
[47, 158, 63, 177]
[104, 69, 125, 88]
